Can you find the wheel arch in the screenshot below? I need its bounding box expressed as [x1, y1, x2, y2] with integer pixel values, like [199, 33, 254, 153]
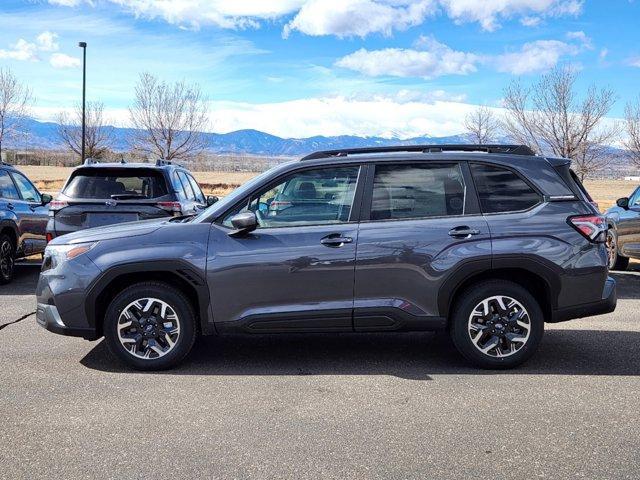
[0, 220, 19, 248]
[86, 261, 213, 338]
[439, 258, 558, 324]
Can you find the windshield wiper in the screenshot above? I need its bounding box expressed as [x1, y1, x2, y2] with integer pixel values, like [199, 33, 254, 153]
[110, 194, 148, 200]
[168, 214, 195, 223]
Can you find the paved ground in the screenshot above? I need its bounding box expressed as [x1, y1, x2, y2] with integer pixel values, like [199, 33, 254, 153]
[1, 262, 640, 479]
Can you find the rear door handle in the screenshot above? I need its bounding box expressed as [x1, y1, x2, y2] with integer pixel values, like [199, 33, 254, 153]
[320, 234, 353, 247]
[6, 203, 14, 210]
[448, 226, 481, 238]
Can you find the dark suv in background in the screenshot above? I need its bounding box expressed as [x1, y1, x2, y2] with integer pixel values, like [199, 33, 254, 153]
[37, 145, 615, 370]
[46, 158, 216, 240]
[0, 162, 51, 284]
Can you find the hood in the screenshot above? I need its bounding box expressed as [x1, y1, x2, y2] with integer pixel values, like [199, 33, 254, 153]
[50, 218, 168, 245]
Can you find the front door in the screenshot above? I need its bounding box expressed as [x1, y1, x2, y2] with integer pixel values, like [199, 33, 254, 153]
[353, 161, 491, 330]
[9, 170, 48, 255]
[616, 187, 640, 256]
[207, 165, 363, 333]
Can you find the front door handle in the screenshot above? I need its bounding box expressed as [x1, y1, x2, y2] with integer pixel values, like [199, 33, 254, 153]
[6, 202, 14, 210]
[320, 234, 353, 247]
[448, 226, 481, 238]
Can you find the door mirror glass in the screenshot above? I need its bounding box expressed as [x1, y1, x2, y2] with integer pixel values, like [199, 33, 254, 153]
[206, 195, 218, 206]
[41, 193, 53, 205]
[230, 211, 258, 235]
[617, 197, 629, 209]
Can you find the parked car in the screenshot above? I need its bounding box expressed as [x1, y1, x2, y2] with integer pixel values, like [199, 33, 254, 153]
[0, 162, 52, 283]
[604, 186, 640, 270]
[46, 158, 217, 240]
[37, 144, 616, 370]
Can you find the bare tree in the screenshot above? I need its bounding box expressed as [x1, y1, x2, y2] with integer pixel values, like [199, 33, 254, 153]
[57, 101, 114, 160]
[464, 106, 500, 144]
[0, 68, 32, 159]
[624, 96, 640, 168]
[129, 72, 209, 160]
[502, 66, 618, 180]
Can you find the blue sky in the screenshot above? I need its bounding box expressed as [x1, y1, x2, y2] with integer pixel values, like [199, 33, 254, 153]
[0, 0, 639, 138]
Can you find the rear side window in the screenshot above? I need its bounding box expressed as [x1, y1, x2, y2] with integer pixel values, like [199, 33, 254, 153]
[370, 163, 466, 220]
[64, 168, 169, 199]
[0, 170, 19, 200]
[471, 164, 540, 214]
[177, 171, 196, 201]
[186, 174, 205, 203]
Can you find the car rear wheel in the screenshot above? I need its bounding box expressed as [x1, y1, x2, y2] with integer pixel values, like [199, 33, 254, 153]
[0, 233, 15, 285]
[450, 280, 544, 369]
[606, 230, 629, 271]
[104, 282, 197, 370]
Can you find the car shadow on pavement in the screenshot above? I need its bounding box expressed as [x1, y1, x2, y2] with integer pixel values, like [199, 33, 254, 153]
[80, 327, 640, 379]
[0, 262, 40, 296]
[611, 270, 640, 300]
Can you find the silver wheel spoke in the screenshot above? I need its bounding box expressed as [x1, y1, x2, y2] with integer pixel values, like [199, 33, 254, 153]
[117, 297, 180, 360]
[468, 295, 531, 358]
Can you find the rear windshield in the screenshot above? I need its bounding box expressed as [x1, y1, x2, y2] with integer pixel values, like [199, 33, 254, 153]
[63, 168, 169, 199]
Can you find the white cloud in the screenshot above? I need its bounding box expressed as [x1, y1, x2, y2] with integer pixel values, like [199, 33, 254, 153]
[566, 30, 592, 49]
[495, 40, 578, 74]
[50, 52, 81, 68]
[336, 36, 478, 79]
[46, 0, 584, 36]
[0, 39, 39, 61]
[439, 0, 584, 31]
[628, 57, 640, 68]
[36, 31, 60, 51]
[283, 0, 435, 38]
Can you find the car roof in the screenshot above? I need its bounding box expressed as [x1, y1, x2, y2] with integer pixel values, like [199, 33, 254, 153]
[73, 162, 186, 171]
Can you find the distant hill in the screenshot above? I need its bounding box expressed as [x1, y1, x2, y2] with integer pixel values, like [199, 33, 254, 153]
[10, 117, 472, 157]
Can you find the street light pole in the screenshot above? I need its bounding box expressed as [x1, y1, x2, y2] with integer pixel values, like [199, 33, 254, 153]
[78, 41, 87, 164]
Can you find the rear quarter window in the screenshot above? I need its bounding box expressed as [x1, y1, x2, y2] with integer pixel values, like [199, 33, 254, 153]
[64, 168, 169, 199]
[470, 163, 541, 214]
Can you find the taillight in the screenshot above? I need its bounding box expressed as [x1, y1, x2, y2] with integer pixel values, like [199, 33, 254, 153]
[46, 233, 54, 243]
[568, 214, 607, 242]
[156, 201, 182, 216]
[48, 200, 68, 211]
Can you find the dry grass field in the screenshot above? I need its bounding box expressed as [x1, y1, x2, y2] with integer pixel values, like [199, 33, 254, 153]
[16, 165, 638, 212]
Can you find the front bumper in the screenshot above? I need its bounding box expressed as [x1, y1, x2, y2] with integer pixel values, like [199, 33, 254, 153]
[550, 276, 617, 323]
[36, 303, 98, 340]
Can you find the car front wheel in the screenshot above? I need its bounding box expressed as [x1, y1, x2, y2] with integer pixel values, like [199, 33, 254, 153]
[606, 230, 629, 271]
[0, 233, 15, 285]
[450, 280, 544, 369]
[104, 282, 197, 370]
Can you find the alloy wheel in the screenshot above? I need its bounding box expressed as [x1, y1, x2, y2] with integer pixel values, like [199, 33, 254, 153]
[606, 231, 617, 269]
[117, 298, 181, 359]
[0, 239, 14, 280]
[468, 295, 531, 358]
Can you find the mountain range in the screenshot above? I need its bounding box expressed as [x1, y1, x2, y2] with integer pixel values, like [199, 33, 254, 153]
[11, 117, 473, 157]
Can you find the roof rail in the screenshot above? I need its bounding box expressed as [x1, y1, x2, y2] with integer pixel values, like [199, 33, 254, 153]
[300, 144, 536, 161]
[84, 157, 100, 165]
[156, 158, 172, 166]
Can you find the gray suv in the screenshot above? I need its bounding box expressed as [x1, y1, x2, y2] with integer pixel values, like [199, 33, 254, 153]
[36, 145, 616, 370]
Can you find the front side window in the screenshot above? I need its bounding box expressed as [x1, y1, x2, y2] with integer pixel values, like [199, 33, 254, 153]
[10, 172, 40, 202]
[470, 163, 541, 214]
[63, 168, 169, 199]
[222, 166, 360, 228]
[186, 174, 205, 204]
[0, 170, 20, 200]
[177, 171, 196, 201]
[370, 163, 466, 220]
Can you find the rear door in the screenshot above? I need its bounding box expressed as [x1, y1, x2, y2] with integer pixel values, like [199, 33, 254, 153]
[8, 170, 48, 255]
[615, 186, 640, 255]
[353, 161, 491, 330]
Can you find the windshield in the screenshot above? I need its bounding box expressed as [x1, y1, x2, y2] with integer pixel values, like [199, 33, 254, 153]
[64, 168, 169, 200]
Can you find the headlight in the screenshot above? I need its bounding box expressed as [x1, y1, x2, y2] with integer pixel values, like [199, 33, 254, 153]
[43, 242, 97, 271]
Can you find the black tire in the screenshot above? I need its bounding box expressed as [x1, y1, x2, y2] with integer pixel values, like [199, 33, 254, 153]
[607, 230, 629, 271]
[0, 233, 16, 285]
[449, 280, 544, 369]
[104, 282, 197, 371]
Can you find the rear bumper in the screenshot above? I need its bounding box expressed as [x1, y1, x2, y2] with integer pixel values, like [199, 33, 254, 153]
[36, 303, 98, 340]
[550, 276, 616, 323]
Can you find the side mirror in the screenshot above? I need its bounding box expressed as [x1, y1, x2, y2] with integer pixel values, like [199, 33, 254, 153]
[41, 194, 53, 206]
[229, 211, 257, 236]
[616, 197, 629, 209]
[206, 195, 219, 206]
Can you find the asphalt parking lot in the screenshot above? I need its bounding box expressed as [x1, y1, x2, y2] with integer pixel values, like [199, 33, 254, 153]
[2, 262, 640, 479]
